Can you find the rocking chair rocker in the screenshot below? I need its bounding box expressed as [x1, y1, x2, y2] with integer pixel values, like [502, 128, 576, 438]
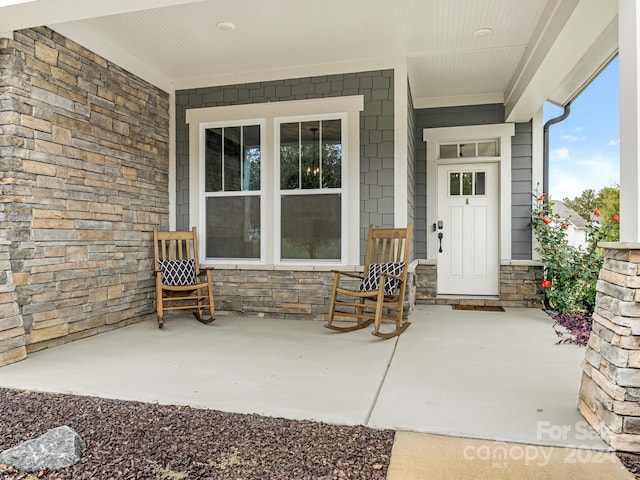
[325, 224, 412, 339]
[153, 226, 215, 328]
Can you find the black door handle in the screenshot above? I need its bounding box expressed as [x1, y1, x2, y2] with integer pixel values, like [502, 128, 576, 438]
[438, 232, 443, 253]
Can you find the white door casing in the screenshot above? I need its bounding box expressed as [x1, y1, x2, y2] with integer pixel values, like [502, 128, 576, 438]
[423, 123, 515, 297]
[437, 163, 499, 295]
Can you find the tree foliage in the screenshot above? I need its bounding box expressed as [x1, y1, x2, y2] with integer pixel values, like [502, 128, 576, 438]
[562, 188, 598, 219]
[562, 185, 620, 242]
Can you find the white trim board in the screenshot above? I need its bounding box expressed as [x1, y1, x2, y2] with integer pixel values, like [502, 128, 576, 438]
[423, 123, 516, 261]
[186, 96, 364, 266]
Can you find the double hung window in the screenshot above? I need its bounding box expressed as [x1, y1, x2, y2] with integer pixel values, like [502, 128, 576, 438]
[188, 96, 362, 266]
[203, 123, 262, 260]
[278, 117, 343, 261]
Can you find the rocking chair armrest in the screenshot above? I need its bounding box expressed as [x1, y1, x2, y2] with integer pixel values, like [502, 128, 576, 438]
[331, 270, 364, 280]
[379, 272, 403, 282]
[197, 266, 214, 278]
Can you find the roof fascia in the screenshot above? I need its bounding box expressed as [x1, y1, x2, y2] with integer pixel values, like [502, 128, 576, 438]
[505, 0, 617, 123]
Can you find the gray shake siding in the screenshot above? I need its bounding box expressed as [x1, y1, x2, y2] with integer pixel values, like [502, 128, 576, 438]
[175, 70, 395, 258]
[176, 80, 534, 263]
[511, 121, 534, 259]
[413, 104, 533, 260]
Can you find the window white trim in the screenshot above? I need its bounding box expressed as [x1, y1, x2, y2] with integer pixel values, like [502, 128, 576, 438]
[186, 96, 364, 266]
[168, 90, 176, 230]
[423, 123, 516, 261]
[531, 108, 544, 260]
[198, 119, 266, 264]
[274, 113, 348, 264]
[394, 60, 408, 228]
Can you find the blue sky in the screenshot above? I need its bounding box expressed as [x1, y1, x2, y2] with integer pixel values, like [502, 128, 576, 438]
[544, 57, 620, 201]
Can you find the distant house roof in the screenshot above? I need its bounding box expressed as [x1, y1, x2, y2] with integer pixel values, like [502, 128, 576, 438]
[553, 201, 588, 229]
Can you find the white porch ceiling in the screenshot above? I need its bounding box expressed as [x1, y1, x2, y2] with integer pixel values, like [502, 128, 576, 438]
[0, 0, 619, 121]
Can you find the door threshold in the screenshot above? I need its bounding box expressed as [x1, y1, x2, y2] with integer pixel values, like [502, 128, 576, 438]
[434, 295, 501, 307]
[452, 304, 505, 312]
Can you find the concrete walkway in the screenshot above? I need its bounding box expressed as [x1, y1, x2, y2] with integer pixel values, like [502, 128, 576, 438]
[387, 431, 633, 480]
[0, 305, 633, 479]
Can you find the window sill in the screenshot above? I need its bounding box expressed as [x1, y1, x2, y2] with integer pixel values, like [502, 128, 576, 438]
[201, 263, 362, 272]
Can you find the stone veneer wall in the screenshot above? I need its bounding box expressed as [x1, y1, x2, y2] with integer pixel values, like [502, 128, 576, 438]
[207, 260, 539, 321]
[0, 241, 26, 367]
[499, 261, 544, 307]
[210, 267, 415, 321]
[579, 244, 640, 452]
[414, 261, 437, 303]
[0, 27, 169, 364]
[413, 260, 544, 307]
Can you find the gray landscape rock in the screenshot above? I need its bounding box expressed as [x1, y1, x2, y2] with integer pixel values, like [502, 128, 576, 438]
[0, 425, 85, 472]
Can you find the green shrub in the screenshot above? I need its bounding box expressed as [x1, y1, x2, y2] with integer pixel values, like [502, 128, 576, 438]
[530, 193, 616, 315]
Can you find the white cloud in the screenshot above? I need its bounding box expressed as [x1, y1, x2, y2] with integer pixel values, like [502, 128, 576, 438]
[576, 159, 601, 168]
[560, 134, 588, 142]
[561, 135, 577, 142]
[550, 177, 586, 200]
[550, 148, 570, 161]
[608, 138, 620, 146]
[550, 153, 619, 200]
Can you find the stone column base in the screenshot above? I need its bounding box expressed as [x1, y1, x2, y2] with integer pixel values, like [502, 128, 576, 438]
[579, 243, 640, 452]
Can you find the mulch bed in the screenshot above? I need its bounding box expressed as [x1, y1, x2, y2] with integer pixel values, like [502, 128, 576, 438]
[0, 388, 394, 480]
[618, 453, 640, 479]
[549, 310, 593, 346]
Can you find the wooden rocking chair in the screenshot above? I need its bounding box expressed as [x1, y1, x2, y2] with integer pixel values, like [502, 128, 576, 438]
[153, 226, 215, 328]
[325, 224, 413, 339]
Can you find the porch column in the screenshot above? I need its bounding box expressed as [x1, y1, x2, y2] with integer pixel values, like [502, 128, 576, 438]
[579, 244, 640, 452]
[619, 0, 640, 242]
[578, 5, 640, 451]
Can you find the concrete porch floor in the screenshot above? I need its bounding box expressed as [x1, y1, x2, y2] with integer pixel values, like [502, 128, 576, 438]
[4, 304, 637, 479]
[0, 305, 607, 451]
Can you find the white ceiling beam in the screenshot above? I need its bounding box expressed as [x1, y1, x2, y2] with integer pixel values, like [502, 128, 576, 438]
[505, 0, 617, 123]
[0, 0, 205, 32]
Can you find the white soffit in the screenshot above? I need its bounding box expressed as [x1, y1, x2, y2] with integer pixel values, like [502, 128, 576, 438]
[0, 0, 618, 114]
[46, 0, 548, 102]
[409, 46, 526, 108]
[505, 0, 618, 122]
[547, 18, 618, 107]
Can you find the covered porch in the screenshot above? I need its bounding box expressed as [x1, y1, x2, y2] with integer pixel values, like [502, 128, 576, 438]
[2, 0, 640, 459]
[0, 305, 607, 451]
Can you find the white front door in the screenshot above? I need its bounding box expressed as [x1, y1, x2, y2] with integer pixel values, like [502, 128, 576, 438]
[437, 163, 499, 295]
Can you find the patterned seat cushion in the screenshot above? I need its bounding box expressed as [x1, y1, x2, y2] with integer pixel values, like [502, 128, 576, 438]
[357, 262, 405, 294]
[158, 259, 196, 286]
